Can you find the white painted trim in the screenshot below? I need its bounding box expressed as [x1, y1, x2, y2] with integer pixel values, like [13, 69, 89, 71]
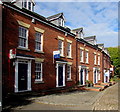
[78, 66, 81, 83]
[56, 63, 66, 87]
[79, 66, 85, 85]
[56, 61, 67, 64]
[86, 69, 89, 80]
[93, 68, 99, 84]
[16, 56, 35, 60]
[15, 60, 18, 92]
[83, 69, 85, 85]
[28, 60, 32, 91]
[14, 59, 32, 92]
[93, 68, 95, 84]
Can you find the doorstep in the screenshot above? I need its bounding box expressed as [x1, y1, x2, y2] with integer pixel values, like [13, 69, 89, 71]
[94, 84, 106, 89]
[83, 87, 103, 92]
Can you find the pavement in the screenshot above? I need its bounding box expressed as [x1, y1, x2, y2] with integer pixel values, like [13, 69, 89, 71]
[92, 82, 118, 110]
[6, 83, 118, 111]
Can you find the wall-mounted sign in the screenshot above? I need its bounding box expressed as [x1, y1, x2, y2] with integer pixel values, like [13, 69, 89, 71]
[53, 50, 60, 59]
[9, 48, 16, 59]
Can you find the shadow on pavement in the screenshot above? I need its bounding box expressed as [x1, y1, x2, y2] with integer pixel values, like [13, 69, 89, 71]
[2, 94, 35, 112]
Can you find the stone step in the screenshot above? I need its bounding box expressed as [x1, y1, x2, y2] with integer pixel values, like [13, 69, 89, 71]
[94, 85, 106, 89]
[83, 87, 103, 92]
[101, 83, 110, 86]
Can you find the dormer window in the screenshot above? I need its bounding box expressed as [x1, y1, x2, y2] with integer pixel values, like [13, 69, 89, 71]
[22, 0, 34, 11]
[28, 2, 31, 10]
[58, 18, 64, 27]
[47, 13, 65, 27]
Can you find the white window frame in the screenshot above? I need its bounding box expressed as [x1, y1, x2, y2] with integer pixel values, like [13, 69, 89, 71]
[18, 26, 28, 49]
[22, 0, 33, 11]
[94, 54, 97, 65]
[35, 32, 43, 51]
[67, 65, 71, 80]
[35, 62, 43, 82]
[67, 42, 72, 58]
[85, 51, 89, 63]
[56, 62, 66, 87]
[58, 18, 64, 27]
[80, 49, 84, 62]
[58, 39, 64, 56]
[98, 55, 100, 65]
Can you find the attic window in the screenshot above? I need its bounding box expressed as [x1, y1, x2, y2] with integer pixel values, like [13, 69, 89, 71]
[23, 1, 27, 8]
[58, 18, 64, 27]
[22, 0, 34, 11]
[28, 2, 31, 10]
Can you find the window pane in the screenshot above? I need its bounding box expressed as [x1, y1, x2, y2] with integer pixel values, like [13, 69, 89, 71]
[28, 2, 31, 10]
[19, 26, 27, 47]
[58, 40, 63, 55]
[35, 63, 42, 81]
[35, 32, 42, 50]
[67, 65, 71, 79]
[24, 2, 27, 8]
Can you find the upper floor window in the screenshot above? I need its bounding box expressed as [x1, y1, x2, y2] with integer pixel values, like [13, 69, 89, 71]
[80, 49, 84, 62]
[98, 55, 100, 65]
[67, 42, 72, 58]
[35, 62, 43, 81]
[22, 0, 34, 11]
[58, 39, 64, 56]
[35, 32, 43, 51]
[94, 54, 97, 64]
[19, 26, 28, 48]
[85, 51, 89, 63]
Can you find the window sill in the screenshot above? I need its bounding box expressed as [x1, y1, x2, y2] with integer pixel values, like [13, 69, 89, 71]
[34, 81, 44, 84]
[67, 56, 73, 59]
[85, 62, 89, 64]
[80, 61, 84, 63]
[17, 47, 30, 51]
[67, 79, 72, 81]
[34, 50, 44, 54]
[60, 55, 65, 58]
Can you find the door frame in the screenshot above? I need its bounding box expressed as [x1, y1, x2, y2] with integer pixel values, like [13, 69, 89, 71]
[15, 58, 32, 92]
[79, 66, 85, 85]
[56, 61, 66, 87]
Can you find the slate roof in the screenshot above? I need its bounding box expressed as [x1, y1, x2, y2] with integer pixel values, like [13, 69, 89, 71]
[84, 36, 96, 40]
[47, 13, 64, 21]
[97, 43, 104, 46]
[72, 27, 83, 32]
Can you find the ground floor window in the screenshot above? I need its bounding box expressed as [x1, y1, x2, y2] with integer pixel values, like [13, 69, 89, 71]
[35, 62, 43, 81]
[67, 65, 71, 80]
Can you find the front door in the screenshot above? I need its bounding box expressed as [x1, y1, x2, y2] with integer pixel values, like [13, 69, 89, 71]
[80, 68, 83, 85]
[18, 63, 28, 91]
[94, 70, 97, 84]
[58, 64, 64, 87]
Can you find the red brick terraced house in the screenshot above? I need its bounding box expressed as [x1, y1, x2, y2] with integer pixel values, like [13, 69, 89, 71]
[2, 0, 112, 95]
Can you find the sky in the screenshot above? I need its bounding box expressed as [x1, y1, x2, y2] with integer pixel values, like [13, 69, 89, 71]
[34, 1, 118, 47]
